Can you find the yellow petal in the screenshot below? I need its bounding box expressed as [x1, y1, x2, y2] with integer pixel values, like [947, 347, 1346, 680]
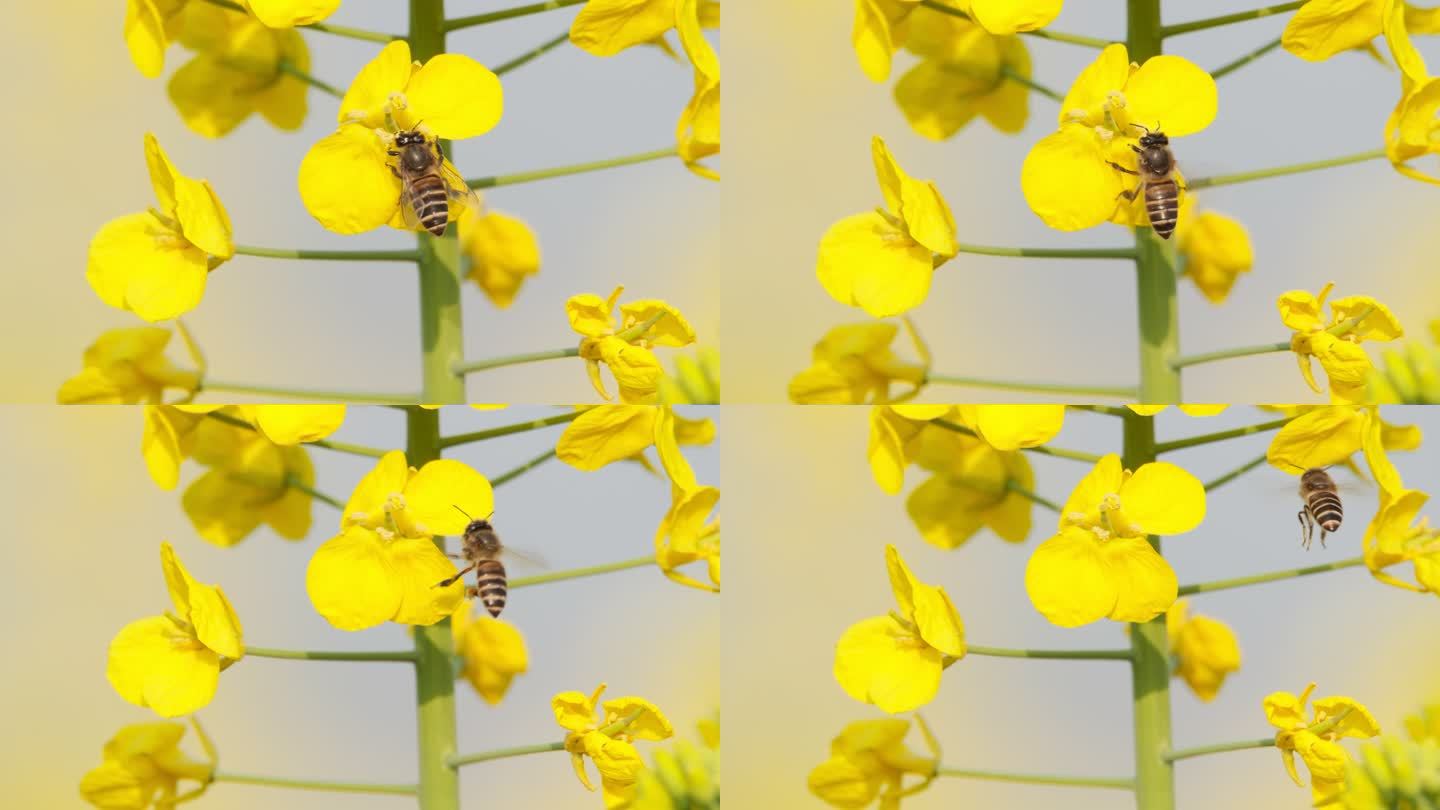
[458, 613, 529, 705]
[894, 60, 985, 140]
[966, 0, 1061, 34]
[405, 460, 495, 536]
[87, 213, 210, 323]
[125, 0, 169, 78]
[557, 405, 659, 470]
[1099, 536, 1178, 622]
[298, 127, 401, 234]
[1119, 461, 1206, 535]
[620, 300, 697, 347]
[405, 54, 504, 139]
[653, 407, 697, 490]
[1283, 0, 1385, 62]
[343, 450, 411, 528]
[245, 404, 346, 445]
[160, 543, 244, 659]
[870, 136, 958, 255]
[1021, 125, 1123, 231]
[1312, 696, 1381, 738]
[1278, 286, 1330, 332]
[1123, 55, 1218, 137]
[834, 616, 943, 713]
[1060, 454, 1124, 526]
[961, 404, 1065, 450]
[1330, 295, 1403, 342]
[388, 537, 465, 625]
[167, 55, 256, 139]
[602, 696, 675, 741]
[567, 291, 620, 337]
[853, 0, 902, 82]
[910, 580, 965, 658]
[1179, 210, 1253, 304]
[1024, 528, 1116, 627]
[1059, 43, 1131, 127]
[107, 616, 221, 717]
[808, 755, 882, 807]
[817, 212, 935, 318]
[306, 527, 403, 631]
[245, 0, 340, 27]
[338, 40, 412, 127]
[868, 408, 916, 495]
[462, 211, 541, 309]
[554, 687, 602, 731]
[571, 0, 679, 57]
[907, 476, 989, 550]
[1361, 409, 1403, 496]
[142, 407, 189, 491]
[1265, 688, 1311, 731]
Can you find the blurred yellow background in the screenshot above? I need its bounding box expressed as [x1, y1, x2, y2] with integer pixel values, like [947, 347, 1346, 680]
[723, 405, 1440, 808]
[2, 2, 719, 403]
[0, 406, 718, 808]
[722, 1, 1440, 403]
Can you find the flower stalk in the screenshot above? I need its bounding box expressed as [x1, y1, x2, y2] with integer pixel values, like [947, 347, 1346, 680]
[233, 245, 420, 262]
[243, 646, 417, 662]
[443, 0, 587, 32]
[1160, 2, 1307, 38]
[212, 771, 418, 795]
[936, 767, 1135, 790]
[200, 0, 403, 42]
[1188, 148, 1387, 189]
[1153, 417, 1293, 453]
[466, 147, 679, 189]
[438, 411, 582, 449]
[1178, 557, 1366, 596]
[509, 555, 656, 588]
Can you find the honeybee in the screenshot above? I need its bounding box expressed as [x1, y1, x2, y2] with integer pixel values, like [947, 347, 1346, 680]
[1107, 122, 1181, 240]
[386, 127, 480, 237]
[435, 507, 509, 617]
[1297, 467, 1343, 550]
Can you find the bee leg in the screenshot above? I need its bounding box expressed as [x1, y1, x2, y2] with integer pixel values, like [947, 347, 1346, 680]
[465, 585, 480, 600]
[1107, 161, 1140, 177]
[388, 165, 401, 179]
[435, 563, 476, 589]
[1297, 509, 1313, 550]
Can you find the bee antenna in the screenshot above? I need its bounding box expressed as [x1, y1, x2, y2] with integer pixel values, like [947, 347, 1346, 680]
[1129, 121, 1151, 135]
[453, 504, 473, 519]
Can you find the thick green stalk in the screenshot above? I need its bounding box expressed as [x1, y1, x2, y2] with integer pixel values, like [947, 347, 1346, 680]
[406, 405, 459, 810]
[1124, 409, 1175, 810]
[412, 0, 466, 404]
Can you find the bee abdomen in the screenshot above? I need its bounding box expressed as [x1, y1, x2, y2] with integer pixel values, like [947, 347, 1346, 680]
[1144, 178, 1178, 239]
[472, 559, 508, 617]
[410, 175, 450, 237]
[1307, 492, 1343, 531]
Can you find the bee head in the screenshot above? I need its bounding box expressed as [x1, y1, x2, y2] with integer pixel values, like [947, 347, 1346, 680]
[394, 129, 426, 147]
[1129, 122, 1168, 148]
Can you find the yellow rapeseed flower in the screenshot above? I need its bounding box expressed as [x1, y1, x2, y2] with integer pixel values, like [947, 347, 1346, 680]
[141, 405, 213, 489]
[182, 413, 316, 547]
[1279, 282, 1403, 403]
[568, 287, 696, 403]
[451, 603, 528, 705]
[655, 484, 720, 592]
[570, 0, 679, 56]
[125, 0, 333, 77]
[79, 720, 215, 809]
[305, 450, 492, 630]
[894, 13, 1031, 140]
[1174, 199, 1253, 304]
[58, 328, 199, 404]
[1362, 486, 1440, 595]
[1267, 405, 1414, 498]
[1125, 404, 1229, 416]
[460, 208, 541, 309]
[1382, 1, 1440, 183]
[554, 683, 674, 806]
[677, 0, 720, 179]
[88, 134, 234, 322]
[905, 415, 1036, 550]
[1021, 43, 1216, 233]
[1166, 599, 1241, 702]
[1265, 682, 1381, 805]
[952, 403, 1065, 450]
[817, 137, 958, 318]
[852, 0, 1058, 82]
[1025, 454, 1204, 627]
[1280, 0, 1410, 63]
[835, 545, 966, 713]
[808, 717, 938, 809]
[556, 405, 701, 490]
[108, 543, 244, 717]
[298, 40, 501, 234]
[866, 404, 952, 493]
[166, 5, 309, 138]
[789, 321, 930, 404]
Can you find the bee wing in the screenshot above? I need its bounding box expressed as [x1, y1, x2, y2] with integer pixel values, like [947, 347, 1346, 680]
[503, 546, 548, 571]
[440, 157, 483, 221]
[397, 180, 425, 231]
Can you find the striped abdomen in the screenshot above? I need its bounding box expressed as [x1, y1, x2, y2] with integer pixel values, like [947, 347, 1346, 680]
[408, 173, 450, 237]
[1306, 490, 1343, 534]
[1144, 178, 1179, 239]
[471, 559, 508, 617]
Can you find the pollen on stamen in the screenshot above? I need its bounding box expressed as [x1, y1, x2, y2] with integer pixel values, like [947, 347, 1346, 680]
[376, 526, 395, 541]
[385, 493, 407, 513]
[1064, 109, 1089, 123]
[1092, 527, 1112, 541]
[1065, 511, 1087, 523]
[1100, 493, 1122, 512]
[1103, 90, 1127, 111]
[387, 92, 409, 111]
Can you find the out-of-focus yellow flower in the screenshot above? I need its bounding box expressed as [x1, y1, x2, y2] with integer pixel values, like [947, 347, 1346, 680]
[818, 137, 958, 318]
[895, 13, 1031, 139]
[853, 0, 1057, 83]
[58, 328, 199, 404]
[835, 545, 965, 713]
[1339, 723, 1440, 809]
[866, 404, 951, 493]
[298, 40, 501, 234]
[1362, 487, 1440, 595]
[80, 720, 216, 809]
[1381, 1, 1440, 184]
[1025, 454, 1203, 627]
[88, 134, 234, 322]
[568, 287, 696, 403]
[1265, 682, 1381, 804]
[555, 683, 674, 806]
[658, 349, 720, 404]
[182, 413, 316, 546]
[951, 404, 1065, 450]
[1279, 282, 1403, 403]
[557, 405, 700, 490]
[305, 450, 492, 630]
[676, 0, 720, 179]
[905, 417, 1035, 550]
[461, 208, 541, 309]
[808, 717, 938, 809]
[1369, 323, 1440, 403]
[1021, 44, 1216, 233]
[451, 603, 528, 704]
[232, 404, 346, 444]
[1126, 404, 1229, 416]
[108, 543, 244, 717]
[655, 484, 719, 592]
[167, 9, 309, 138]
[626, 731, 720, 810]
[1175, 199, 1253, 304]
[142, 405, 213, 489]
[789, 321, 930, 404]
[570, 0, 678, 56]
[1167, 599, 1240, 702]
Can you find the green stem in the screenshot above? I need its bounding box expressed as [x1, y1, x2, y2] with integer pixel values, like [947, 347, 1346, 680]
[1123, 407, 1175, 810]
[201, 0, 403, 42]
[1178, 556, 1365, 596]
[1164, 738, 1275, 762]
[1203, 453, 1269, 492]
[951, 243, 1136, 259]
[1171, 306, 1377, 369]
[1188, 149, 1386, 190]
[490, 448, 558, 487]
[453, 348, 579, 376]
[494, 30, 571, 76]
[1000, 65, 1063, 102]
[916, 0, 1114, 48]
[443, 0, 585, 31]
[931, 419, 1105, 463]
[276, 61, 343, 98]
[198, 379, 419, 405]
[509, 555, 655, 588]
[1069, 404, 1132, 417]
[1134, 230, 1182, 403]
[935, 768, 1134, 790]
[966, 645, 1131, 661]
[244, 646, 417, 662]
[233, 245, 420, 262]
[1210, 37, 1283, 80]
[448, 711, 642, 769]
[1153, 417, 1292, 453]
[1005, 479, 1061, 513]
[283, 477, 345, 510]
[212, 771, 417, 795]
[407, 408, 462, 810]
[413, 2, 466, 405]
[926, 374, 1137, 399]
[438, 411, 581, 449]
[1160, 2, 1306, 37]
[466, 147, 678, 189]
[203, 411, 393, 458]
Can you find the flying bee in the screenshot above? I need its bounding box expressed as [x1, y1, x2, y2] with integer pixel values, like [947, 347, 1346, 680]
[1297, 467, 1343, 550]
[434, 506, 509, 617]
[1107, 122, 1181, 240]
[387, 127, 481, 238]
